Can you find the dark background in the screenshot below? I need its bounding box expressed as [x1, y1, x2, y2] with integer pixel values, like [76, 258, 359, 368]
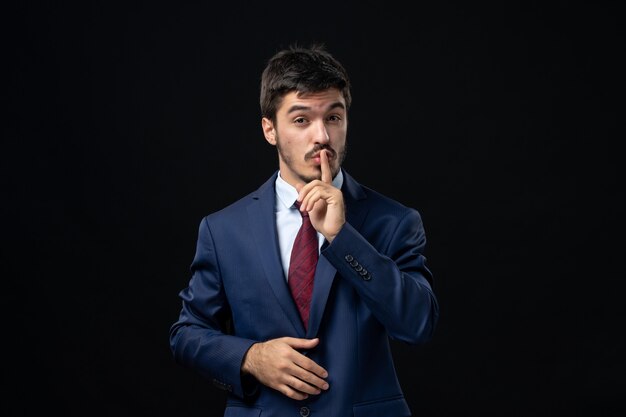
[3, 1, 623, 416]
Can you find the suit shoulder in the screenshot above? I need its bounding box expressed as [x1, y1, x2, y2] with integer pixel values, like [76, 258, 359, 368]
[360, 184, 423, 219]
[203, 191, 256, 223]
[201, 173, 276, 224]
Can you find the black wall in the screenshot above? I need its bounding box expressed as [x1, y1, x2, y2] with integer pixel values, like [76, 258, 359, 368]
[4, 1, 623, 416]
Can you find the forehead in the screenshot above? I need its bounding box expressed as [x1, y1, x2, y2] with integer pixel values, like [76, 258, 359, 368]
[278, 88, 346, 114]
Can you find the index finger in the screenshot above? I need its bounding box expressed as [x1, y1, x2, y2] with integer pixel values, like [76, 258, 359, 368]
[320, 149, 332, 184]
[293, 351, 329, 379]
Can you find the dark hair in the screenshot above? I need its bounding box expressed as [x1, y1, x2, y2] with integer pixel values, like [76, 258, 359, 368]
[260, 43, 352, 122]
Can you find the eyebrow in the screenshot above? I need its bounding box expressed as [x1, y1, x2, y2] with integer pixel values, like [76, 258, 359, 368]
[286, 101, 346, 115]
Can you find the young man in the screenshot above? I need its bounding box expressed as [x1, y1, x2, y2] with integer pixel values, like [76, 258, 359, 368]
[169, 43, 439, 417]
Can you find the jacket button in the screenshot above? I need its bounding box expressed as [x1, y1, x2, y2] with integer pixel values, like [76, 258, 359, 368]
[300, 406, 310, 416]
[345, 255, 353, 262]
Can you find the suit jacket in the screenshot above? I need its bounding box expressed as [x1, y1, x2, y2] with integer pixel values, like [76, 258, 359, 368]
[169, 170, 439, 417]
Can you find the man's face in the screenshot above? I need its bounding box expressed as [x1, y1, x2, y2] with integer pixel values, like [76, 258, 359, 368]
[262, 88, 347, 187]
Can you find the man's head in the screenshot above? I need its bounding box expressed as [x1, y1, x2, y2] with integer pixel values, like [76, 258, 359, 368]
[260, 44, 351, 186]
[260, 44, 352, 122]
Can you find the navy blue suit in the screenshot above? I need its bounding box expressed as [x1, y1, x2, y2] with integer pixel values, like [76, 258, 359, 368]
[169, 170, 439, 417]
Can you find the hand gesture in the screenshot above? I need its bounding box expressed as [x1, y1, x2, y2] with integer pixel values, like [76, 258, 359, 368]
[296, 150, 346, 242]
[241, 337, 329, 400]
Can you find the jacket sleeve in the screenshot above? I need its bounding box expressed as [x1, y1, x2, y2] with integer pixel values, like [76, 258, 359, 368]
[321, 208, 439, 345]
[169, 217, 258, 400]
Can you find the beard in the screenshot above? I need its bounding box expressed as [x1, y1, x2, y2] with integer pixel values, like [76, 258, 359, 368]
[275, 134, 347, 183]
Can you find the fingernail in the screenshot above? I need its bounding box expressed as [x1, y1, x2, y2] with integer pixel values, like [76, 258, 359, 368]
[322, 383, 329, 390]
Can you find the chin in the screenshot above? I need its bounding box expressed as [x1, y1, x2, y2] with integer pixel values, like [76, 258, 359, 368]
[298, 168, 322, 183]
[299, 174, 320, 183]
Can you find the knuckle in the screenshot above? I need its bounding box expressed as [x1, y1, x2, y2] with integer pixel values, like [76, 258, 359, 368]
[300, 374, 316, 386]
[296, 381, 311, 392]
[293, 378, 313, 391]
[294, 367, 309, 381]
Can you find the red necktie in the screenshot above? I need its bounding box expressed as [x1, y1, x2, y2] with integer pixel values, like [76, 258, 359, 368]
[288, 202, 318, 330]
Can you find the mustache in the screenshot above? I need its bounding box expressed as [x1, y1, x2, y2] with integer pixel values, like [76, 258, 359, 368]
[305, 145, 336, 160]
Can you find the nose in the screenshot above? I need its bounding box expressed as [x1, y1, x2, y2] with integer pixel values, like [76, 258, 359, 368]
[312, 120, 330, 144]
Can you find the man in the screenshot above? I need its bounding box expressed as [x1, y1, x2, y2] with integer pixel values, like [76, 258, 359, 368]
[169, 43, 439, 417]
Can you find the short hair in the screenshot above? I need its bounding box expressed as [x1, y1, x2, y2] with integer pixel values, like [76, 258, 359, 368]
[260, 43, 352, 122]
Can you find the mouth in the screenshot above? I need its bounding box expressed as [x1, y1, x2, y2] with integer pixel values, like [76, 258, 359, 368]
[307, 149, 336, 163]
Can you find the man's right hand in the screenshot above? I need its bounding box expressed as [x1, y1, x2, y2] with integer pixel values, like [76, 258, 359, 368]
[241, 337, 330, 400]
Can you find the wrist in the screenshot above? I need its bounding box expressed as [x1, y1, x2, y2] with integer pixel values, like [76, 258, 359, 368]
[324, 222, 345, 243]
[241, 342, 259, 375]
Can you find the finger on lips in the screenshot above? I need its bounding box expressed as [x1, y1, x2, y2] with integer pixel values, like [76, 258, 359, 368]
[321, 150, 331, 183]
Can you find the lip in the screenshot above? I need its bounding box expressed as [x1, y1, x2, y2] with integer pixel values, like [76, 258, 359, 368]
[309, 151, 335, 162]
[310, 154, 333, 166]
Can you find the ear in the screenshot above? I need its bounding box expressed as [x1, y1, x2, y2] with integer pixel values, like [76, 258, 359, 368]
[262, 117, 276, 145]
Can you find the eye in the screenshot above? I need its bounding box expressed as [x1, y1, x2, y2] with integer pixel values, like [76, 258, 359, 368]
[294, 117, 307, 124]
[327, 114, 342, 122]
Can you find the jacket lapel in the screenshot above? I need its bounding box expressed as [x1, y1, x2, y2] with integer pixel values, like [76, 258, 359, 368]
[247, 173, 306, 336]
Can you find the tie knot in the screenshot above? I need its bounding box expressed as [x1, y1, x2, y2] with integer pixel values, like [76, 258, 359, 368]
[294, 201, 308, 217]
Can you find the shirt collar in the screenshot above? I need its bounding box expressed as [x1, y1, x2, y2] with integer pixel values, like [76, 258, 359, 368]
[275, 169, 344, 211]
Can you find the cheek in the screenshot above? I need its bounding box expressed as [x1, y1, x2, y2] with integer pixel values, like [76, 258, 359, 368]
[330, 134, 347, 149]
[282, 133, 306, 150]
[277, 136, 305, 159]
[330, 125, 347, 140]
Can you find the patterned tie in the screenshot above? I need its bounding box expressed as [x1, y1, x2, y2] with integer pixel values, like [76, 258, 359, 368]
[288, 201, 318, 330]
